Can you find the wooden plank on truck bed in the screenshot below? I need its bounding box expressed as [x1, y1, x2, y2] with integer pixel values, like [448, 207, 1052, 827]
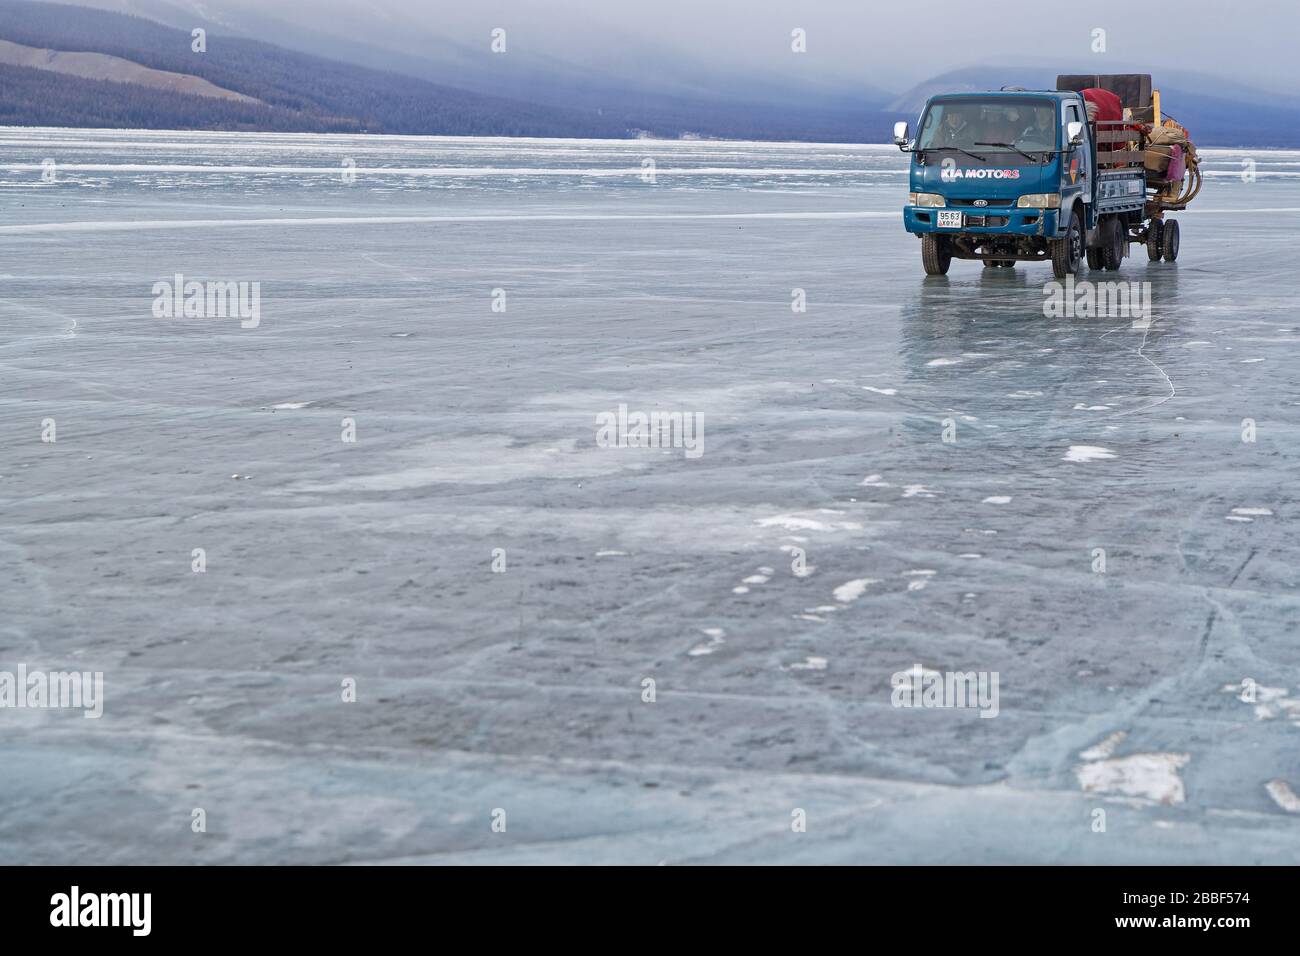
[1096, 128, 1139, 143]
[1097, 149, 1145, 167]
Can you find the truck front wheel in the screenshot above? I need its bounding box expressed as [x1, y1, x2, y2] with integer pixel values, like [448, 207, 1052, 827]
[1051, 209, 1083, 279]
[921, 235, 952, 275]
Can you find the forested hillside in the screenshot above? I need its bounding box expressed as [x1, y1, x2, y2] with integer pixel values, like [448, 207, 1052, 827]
[0, 0, 631, 136]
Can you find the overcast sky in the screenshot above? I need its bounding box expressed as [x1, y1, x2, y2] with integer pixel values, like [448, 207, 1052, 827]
[268, 0, 1295, 85]
[83, 0, 1298, 90]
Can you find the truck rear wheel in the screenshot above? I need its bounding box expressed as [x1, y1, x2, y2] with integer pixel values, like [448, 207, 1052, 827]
[921, 235, 951, 275]
[1146, 221, 1163, 260]
[1086, 246, 1104, 270]
[1051, 209, 1082, 279]
[1161, 219, 1180, 261]
[1102, 217, 1124, 271]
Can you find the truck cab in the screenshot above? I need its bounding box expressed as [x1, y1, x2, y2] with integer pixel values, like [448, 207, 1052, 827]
[895, 89, 1145, 277]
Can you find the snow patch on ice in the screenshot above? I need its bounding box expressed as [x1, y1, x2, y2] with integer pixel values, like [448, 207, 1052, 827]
[833, 578, 879, 603]
[903, 568, 935, 592]
[688, 628, 727, 657]
[757, 510, 862, 532]
[1079, 730, 1127, 761]
[982, 495, 1012, 504]
[1075, 749, 1190, 805]
[1063, 445, 1116, 462]
[1266, 780, 1300, 813]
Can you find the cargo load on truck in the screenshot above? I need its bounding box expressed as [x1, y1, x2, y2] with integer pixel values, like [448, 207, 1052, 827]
[1056, 73, 1203, 214]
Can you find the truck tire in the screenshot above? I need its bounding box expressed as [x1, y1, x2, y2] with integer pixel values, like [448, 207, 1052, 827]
[1102, 217, 1124, 271]
[1086, 246, 1104, 270]
[922, 235, 951, 275]
[1146, 221, 1163, 261]
[1051, 209, 1083, 279]
[1161, 219, 1180, 261]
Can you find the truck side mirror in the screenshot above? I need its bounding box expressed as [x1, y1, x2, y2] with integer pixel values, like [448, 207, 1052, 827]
[1066, 121, 1084, 147]
[893, 121, 911, 149]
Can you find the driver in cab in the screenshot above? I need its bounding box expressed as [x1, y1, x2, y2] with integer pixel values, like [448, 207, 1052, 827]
[934, 110, 978, 149]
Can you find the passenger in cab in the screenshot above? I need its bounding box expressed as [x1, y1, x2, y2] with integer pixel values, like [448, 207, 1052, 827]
[1019, 107, 1057, 150]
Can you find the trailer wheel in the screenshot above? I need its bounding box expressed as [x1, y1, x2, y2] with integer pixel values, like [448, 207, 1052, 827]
[1102, 217, 1124, 271]
[1086, 246, 1104, 270]
[1051, 209, 1082, 279]
[1146, 221, 1163, 261]
[921, 235, 952, 275]
[1161, 219, 1180, 262]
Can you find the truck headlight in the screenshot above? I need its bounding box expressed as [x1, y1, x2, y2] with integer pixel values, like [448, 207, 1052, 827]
[909, 192, 945, 207]
[1016, 193, 1061, 208]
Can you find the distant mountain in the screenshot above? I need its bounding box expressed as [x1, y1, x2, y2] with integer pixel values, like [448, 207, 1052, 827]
[66, 0, 897, 113]
[0, 0, 632, 136]
[0, 0, 902, 140]
[890, 64, 1300, 147]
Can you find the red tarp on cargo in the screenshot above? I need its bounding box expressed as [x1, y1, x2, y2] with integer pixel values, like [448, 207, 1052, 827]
[1081, 87, 1124, 123]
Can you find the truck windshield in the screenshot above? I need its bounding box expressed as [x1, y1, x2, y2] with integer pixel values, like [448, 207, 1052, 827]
[916, 98, 1058, 159]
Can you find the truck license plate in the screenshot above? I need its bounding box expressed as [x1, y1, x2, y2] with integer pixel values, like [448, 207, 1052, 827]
[937, 210, 963, 229]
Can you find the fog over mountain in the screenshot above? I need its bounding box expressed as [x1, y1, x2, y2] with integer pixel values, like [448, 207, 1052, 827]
[67, 0, 1300, 92]
[2, 0, 1296, 143]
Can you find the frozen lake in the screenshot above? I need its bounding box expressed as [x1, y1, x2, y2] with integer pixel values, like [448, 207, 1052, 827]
[1, 129, 1298, 863]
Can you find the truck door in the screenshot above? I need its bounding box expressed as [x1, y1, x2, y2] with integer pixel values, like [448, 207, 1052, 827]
[1063, 101, 1094, 228]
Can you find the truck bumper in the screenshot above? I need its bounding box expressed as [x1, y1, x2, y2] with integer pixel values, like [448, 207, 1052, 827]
[903, 206, 1062, 239]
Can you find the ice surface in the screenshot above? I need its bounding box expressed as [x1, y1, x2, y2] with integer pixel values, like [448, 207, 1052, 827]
[1, 129, 1298, 863]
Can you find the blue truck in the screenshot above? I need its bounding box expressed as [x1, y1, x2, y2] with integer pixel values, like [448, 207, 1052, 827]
[894, 77, 1187, 277]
